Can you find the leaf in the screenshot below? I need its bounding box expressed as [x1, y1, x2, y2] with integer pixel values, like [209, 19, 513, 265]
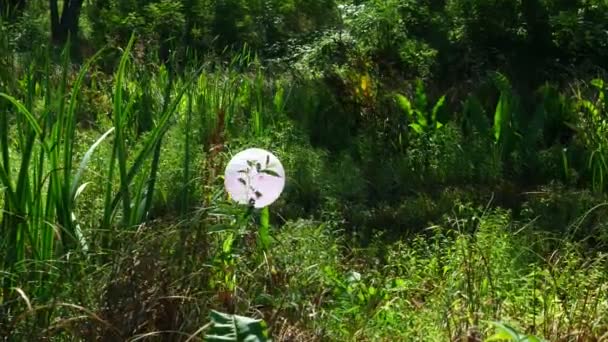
[347, 271, 362, 283]
[70, 211, 89, 252]
[415, 109, 428, 127]
[414, 79, 428, 110]
[0, 93, 43, 137]
[562, 121, 580, 134]
[409, 123, 424, 135]
[580, 100, 599, 117]
[0, 163, 17, 209]
[521, 336, 545, 342]
[207, 224, 234, 234]
[71, 127, 115, 200]
[396, 94, 413, 118]
[492, 72, 512, 94]
[273, 85, 285, 113]
[485, 322, 523, 342]
[591, 78, 604, 90]
[259, 207, 270, 251]
[222, 233, 235, 254]
[205, 310, 270, 342]
[394, 278, 405, 287]
[485, 331, 519, 342]
[260, 169, 281, 178]
[74, 182, 92, 200]
[431, 95, 446, 124]
[494, 93, 508, 143]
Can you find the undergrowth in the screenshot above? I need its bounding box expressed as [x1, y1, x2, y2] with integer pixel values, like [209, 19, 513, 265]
[1, 34, 608, 341]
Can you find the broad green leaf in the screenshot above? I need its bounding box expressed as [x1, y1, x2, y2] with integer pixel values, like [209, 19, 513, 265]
[368, 286, 377, 296]
[205, 310, 270, 342]
[485, 331, 518, 342]
[414, 109, 428, 127]
[414, 79, 428, 111]
[493, 93, 510, 143]
[485, 322, 523, 341]
[431, 95, 446, 123]
[396, 94, 413, 118]
[409, 123, 424, 135]
[591, 78, 604, 89]
[521, 336, 545, 342]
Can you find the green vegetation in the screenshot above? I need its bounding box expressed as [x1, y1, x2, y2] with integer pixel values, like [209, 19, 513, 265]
[1, 0, 608, 340]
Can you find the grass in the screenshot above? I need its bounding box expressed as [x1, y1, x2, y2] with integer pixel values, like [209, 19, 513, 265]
[1, 37, 608, 341]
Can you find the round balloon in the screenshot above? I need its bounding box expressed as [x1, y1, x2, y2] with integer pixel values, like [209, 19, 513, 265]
[224, 148, 285, 208]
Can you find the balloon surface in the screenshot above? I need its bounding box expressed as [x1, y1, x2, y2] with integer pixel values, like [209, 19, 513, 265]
[224, 148, 285, 208]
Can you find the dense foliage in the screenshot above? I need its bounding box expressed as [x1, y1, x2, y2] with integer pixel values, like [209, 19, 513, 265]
[1, 0, 608, 340]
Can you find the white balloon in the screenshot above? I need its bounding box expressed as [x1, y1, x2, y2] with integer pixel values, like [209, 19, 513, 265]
[224, 148, 285, 208]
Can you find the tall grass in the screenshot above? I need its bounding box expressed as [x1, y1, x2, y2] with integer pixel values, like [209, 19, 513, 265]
[98, 36, 199, 249]
[1, 43, 104, 299]
[0, 35, 196, 306]
[0, 48, 108, 335]
[576, 79, 608, 192]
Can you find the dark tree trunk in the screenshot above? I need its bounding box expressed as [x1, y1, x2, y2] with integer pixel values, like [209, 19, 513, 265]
[50, 0, 60, 40]
[0, 0, 26, 20]
[50, 0, 83, 57]
[522, 0, 553, 54]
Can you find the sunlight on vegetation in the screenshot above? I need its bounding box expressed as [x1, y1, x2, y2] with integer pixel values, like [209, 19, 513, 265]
[1, 0, 608, 340]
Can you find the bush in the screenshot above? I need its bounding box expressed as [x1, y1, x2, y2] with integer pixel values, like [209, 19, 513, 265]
[86, 0, 339, 57]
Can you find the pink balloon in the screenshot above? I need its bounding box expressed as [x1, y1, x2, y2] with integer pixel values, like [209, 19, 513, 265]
[224, 148, 285, 208]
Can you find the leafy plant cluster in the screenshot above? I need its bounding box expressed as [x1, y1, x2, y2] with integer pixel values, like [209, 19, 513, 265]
[85, 0, 338, 59]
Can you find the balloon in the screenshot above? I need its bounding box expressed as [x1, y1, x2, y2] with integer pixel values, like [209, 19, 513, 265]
[224, 148, 285, 208]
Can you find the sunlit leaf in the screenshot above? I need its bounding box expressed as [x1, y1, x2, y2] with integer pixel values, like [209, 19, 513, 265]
[396, 94, 413, 118]
[410, 123, 424, 134]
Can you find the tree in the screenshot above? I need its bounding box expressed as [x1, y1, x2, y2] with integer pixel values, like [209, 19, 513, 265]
[50, 0, 83, 48]
[0, 0, 26, 20]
